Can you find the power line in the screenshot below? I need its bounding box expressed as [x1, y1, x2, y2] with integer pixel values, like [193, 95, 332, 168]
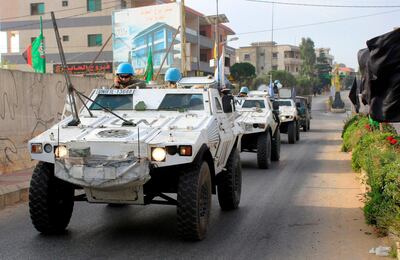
[0, 0, 121, 22]
[246, 0, 400, 8]
[236, 8, 400, 36]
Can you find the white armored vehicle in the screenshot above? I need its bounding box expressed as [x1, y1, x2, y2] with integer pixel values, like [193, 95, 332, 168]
[28, 77, 242, 241]
[277, 98, 300, 144]
[235, 91, 281, 169]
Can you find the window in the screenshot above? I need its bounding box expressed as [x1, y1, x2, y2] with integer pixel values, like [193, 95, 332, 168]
[87, 0, 101, 12]
[260, 53, 264, 57]
[261, 66, 264, 70]
[62, 1, 68, 7]
[62, 35, 69, 42]
[31, 3, 45, 15]
[88, 34, 102, 47]
[200, 30, 206, 37]
[242, 100, 266, 109]
[200, 53, 207, 62]
[89, 95, 133, 110]
[158, 94, 204, 111]
[121, 0, 127, 8]
[244, 54, 250, 60]
[272, 52, 278, 58]
[154, 30, 165, 42]
[296, 67, 299, 72]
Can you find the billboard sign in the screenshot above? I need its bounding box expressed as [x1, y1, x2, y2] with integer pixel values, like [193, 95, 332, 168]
[112, 3, 182, 75]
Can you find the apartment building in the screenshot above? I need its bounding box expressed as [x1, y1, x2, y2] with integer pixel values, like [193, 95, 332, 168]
[0, 0, 235, 76]
[315, 47, 334, 66]
[236, 41, 302, 76]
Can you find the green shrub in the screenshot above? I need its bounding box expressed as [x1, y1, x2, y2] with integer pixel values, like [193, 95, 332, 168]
[342, 115, 369, 152]
[342, 115, 400, 235]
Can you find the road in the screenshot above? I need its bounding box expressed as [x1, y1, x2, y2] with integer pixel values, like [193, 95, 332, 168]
[0, 93, 385, 259]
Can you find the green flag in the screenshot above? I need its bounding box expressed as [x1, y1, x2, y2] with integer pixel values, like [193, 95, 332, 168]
[143, 47, 153, 83]
[22, 16, 46, 73]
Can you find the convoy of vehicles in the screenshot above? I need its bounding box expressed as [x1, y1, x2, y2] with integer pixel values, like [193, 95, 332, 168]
[235, 91, 281, 169]
[27, 76, 313, 240]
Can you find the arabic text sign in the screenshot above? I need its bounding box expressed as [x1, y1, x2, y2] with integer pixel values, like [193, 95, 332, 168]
[53, 62, 113, 74]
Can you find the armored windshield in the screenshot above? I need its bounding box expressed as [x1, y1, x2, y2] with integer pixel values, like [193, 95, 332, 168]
[158, 94, 204, 111]
[89, 94, 133, 110]
[242, 100, 265, 109]
[278, 100, 292, 107]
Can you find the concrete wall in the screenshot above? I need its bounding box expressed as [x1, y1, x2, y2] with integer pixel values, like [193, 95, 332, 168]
[0, 69, 112, 174]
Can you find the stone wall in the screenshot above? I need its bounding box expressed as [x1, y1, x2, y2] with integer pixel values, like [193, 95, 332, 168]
[0, 69, 112, 174]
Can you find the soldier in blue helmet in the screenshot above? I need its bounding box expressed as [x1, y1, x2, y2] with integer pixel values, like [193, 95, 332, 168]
[112, 63, 146, 89]
[164, 67, 182, 88]
[238, 86, 249, 97]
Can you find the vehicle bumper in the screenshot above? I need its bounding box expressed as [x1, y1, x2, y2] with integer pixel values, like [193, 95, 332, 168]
[54, 154, 150, 189]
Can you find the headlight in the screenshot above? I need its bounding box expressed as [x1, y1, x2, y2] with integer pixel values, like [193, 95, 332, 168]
[280, 116, 286, 121]
[151, 147, 166, 162]
[44, 143, 52, 153]
[31, 143, 43, 153]
[55, 145, 68, 158]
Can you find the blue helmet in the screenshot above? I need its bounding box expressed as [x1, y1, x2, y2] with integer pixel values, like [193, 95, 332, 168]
[165, 68, 182, 82]
[116, 63, 134, 75]
[240, 86, 249, 94]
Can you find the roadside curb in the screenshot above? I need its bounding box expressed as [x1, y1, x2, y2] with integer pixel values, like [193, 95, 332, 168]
[0, 168, 32, 210]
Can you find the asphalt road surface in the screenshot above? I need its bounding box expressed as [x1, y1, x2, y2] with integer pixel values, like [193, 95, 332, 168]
[0, 93, 384, 259]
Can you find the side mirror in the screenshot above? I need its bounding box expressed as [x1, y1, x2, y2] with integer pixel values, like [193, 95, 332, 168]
[272, 101, 279, 111]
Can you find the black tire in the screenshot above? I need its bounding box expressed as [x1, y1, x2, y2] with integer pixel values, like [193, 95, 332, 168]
[257, 132, 272, 169]
[296, 121, 300, 141]
[217, 149, 241, 210]
[29, 162, 74, 234]
[303, 121, 308, 132]
[177, 161, 212, 241]
[271, 128, 280, 161]
[307, 119, 311, 131]
[288, 121, 296, 144]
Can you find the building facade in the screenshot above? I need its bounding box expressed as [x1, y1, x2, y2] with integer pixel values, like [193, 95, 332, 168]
[315, 47, 334, 66]
[236, 41, 302, 76]
[0, 0, 235, 76]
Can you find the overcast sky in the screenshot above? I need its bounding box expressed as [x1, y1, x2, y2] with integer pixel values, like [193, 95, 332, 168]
[185, 0, 399, 69]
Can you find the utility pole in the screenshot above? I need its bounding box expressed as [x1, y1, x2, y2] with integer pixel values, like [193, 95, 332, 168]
[216, 0, 220, 87]
[180, 0, 187, 76]
[269, 3, 274, 88]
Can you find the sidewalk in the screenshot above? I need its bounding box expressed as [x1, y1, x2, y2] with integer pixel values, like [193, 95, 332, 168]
[0, 168, 32, 210]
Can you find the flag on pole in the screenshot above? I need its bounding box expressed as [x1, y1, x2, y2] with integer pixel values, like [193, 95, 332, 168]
[143, 47, 153, 83]
[22, 17, 46, 73]
[214, 45, 225, 87]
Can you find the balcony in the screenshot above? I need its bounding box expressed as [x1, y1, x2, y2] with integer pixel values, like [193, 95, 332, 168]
[284, 57, 303, 65]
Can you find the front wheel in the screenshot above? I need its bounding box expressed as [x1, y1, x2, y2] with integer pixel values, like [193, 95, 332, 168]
[257, 133, 272, 169]
[29, 162, 75, 234]
[177, 161, 212, 241]
[217, 148, 242, 210]
[288, 121, 296, 144]
[296, 121, 300, 141]
[271, 128, 281, 161]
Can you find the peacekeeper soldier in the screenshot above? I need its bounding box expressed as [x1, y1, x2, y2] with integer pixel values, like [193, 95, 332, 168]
[164, 67, 182, 88]
[112, 63, 146, 89]
[238, 86, 249, 97]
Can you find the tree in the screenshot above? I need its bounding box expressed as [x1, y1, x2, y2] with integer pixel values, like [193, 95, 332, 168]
[270, 70, 296, 88]
[315, 50, 332, 90]
[299, 38, 316, 79]
[230, 62, 256, 87]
